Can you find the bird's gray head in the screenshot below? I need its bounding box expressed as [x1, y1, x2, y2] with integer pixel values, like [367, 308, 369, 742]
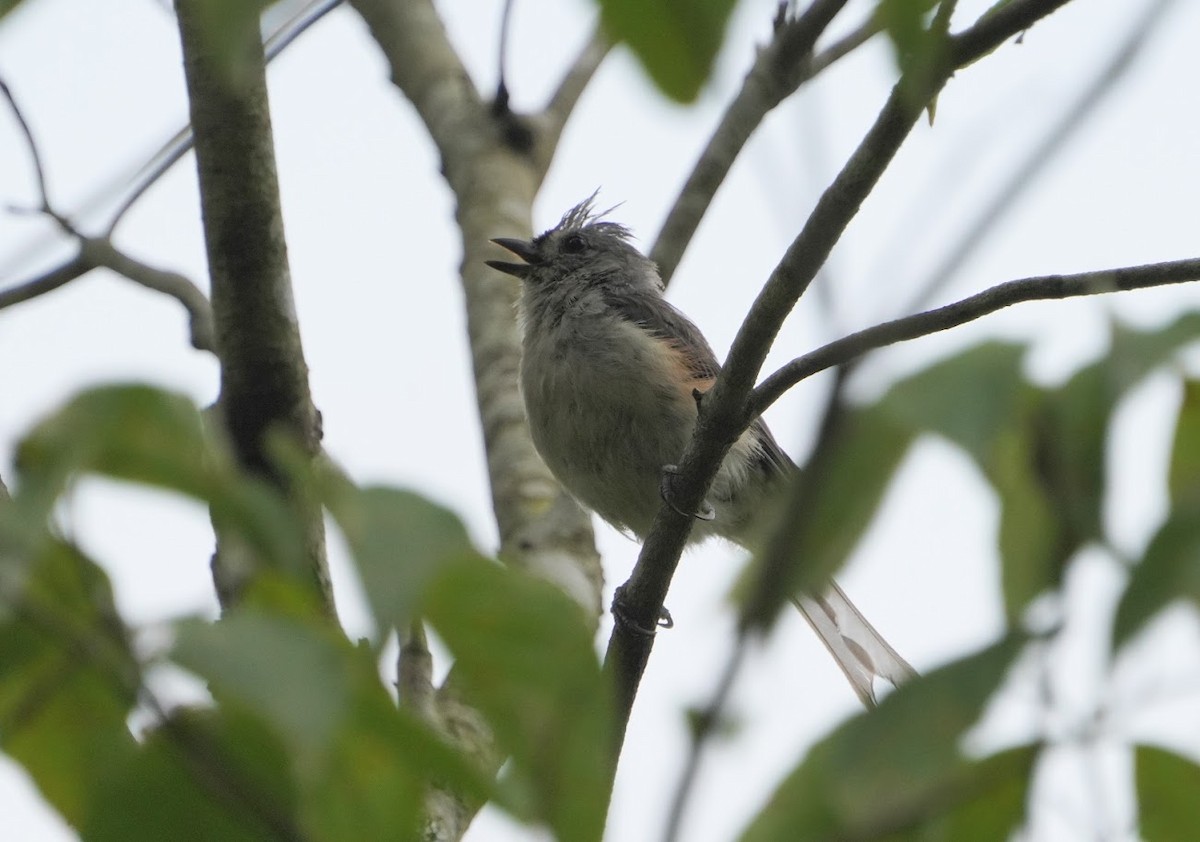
[487, 196, 662, 296]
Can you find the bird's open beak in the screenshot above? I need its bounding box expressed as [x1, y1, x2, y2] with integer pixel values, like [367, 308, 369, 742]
[486, 237, 537, 279]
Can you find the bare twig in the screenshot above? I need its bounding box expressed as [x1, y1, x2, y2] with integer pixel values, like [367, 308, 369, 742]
[650, 0, 856, 287]
[493, 0, 515, 113]
[536, 27, 612, 174]
[0, 244, 214, 351]
[0, 78, 61, 226]
[1, 79, 215, 350]
[85, 239, 216, 351]
[106, 0, 347, 235]
[0, 255, 92, 309]
[398, 620, 435, 719]
[662, 637, 750, 842]
[753, 257, 1200, 414]
[904, 0, 1179, 314]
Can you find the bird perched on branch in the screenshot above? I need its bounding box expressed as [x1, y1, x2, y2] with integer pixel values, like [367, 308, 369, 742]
[488, 196, 913, 705]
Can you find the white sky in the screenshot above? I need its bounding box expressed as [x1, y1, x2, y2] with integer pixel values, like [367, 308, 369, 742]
[2, 1, 1200, 840]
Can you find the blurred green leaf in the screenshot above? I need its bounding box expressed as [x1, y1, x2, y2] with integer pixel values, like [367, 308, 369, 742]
[185, 0, 272, 83]
[0, 540, 139, 826]
[1112, 376, 1200, 648]
[875, 0, 946, 105]
[596, 0, 737, 102]
[0, 0, 29, 23]
[425, 558, 612, 842]
[1168, 379, 1200, 511]
[326, 485, 479, 638]
[882, 748, 1034, 841]
[790, 408, 914, 595]
[1112, 512, 1200, 648]
[1034, 363, 1110, 543]
[741, 636, 1028, 841]
[990, 421, 1067, 621]
[173, 604, 499, 839]
[881, 342, 1027, 466]
[173, 610, 353, 763]
[15, 385, 209, 515]
[1136, 745, 1200, 842]
[1109, 312, 1200, 393]
[739, 405, 914, 629]
[13, 384, 306, 578]
[84, 707, 298, 842]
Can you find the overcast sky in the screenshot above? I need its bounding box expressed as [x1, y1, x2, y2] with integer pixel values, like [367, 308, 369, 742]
[2, 1, 1200, 840]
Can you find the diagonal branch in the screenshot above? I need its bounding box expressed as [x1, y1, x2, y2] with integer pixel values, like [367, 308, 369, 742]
[1, 78, 215, 351]
[753, 257, 1200, 415]
[903, 0, 1179, 313]
[535, 27, 612, 177]
[83, 239, 215, 351]
[106, 0, 347, 235]
[649, 0, 858, 287]
[604, 0, 1078, 764]
[0, 256, 92, 309]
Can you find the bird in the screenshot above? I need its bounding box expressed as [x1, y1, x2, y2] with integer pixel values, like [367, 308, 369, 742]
[487, 196, 914, 705]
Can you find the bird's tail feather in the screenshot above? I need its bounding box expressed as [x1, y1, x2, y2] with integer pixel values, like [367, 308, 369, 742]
[792, 581, 916, 707]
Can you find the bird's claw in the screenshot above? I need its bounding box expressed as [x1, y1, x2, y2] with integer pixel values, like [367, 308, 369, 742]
[660, 464, 716, 521]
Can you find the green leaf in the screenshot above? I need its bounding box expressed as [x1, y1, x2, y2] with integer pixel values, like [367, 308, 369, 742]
[875, 0, 946, 106]
[173, 603, 498, 839]
[172, 610, 353, 763]
[425, 558, 612, 842]
[739, 406, 914, 629]
[12, 384, 306, 578]
[83, 706, 298, 842]
[1168, 379, 1200, 511]
[877, 0, 932, 64]
[0, 0, 30, 23]
[990, 421, 1067, 621]
[1109, 312, 1200, 394]
[741, 636, 1028, 841]
[881, 342, 1028, 466]
[15, 384, 210, 515]
[596, 0, 738, 102]
[0, 540, 139, 826]
[882, 749, 1034, 841]
[327, 485, 479, 637]
[1136, 745, 1200, 842]
[1112, 512, 1200, 648]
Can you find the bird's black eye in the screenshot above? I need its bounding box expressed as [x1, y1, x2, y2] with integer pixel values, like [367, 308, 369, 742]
[562, 233, 587, 254]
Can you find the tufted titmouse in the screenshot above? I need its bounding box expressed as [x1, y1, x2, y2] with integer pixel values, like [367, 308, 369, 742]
[488, 197, 914, 705]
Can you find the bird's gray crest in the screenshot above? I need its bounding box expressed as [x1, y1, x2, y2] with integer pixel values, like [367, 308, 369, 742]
[541, 192, 632, 244]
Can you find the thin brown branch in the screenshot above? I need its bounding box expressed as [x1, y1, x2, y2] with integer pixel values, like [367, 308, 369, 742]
[0, 78, 61, 228]
[0, 255, 92, 309]
[649, 0, 856, 287]
[535, 28, 612, 176]
[905, 0, 1178, 314]
[2, 60, 215, 351]
[604, 0, 1077, 765]
[106, 0, 347, 235]
[754, 257, 1200, 414]
[398, 620, 435, 719]
[84, 239, 215, 351]
[0, 242, 214, 351]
